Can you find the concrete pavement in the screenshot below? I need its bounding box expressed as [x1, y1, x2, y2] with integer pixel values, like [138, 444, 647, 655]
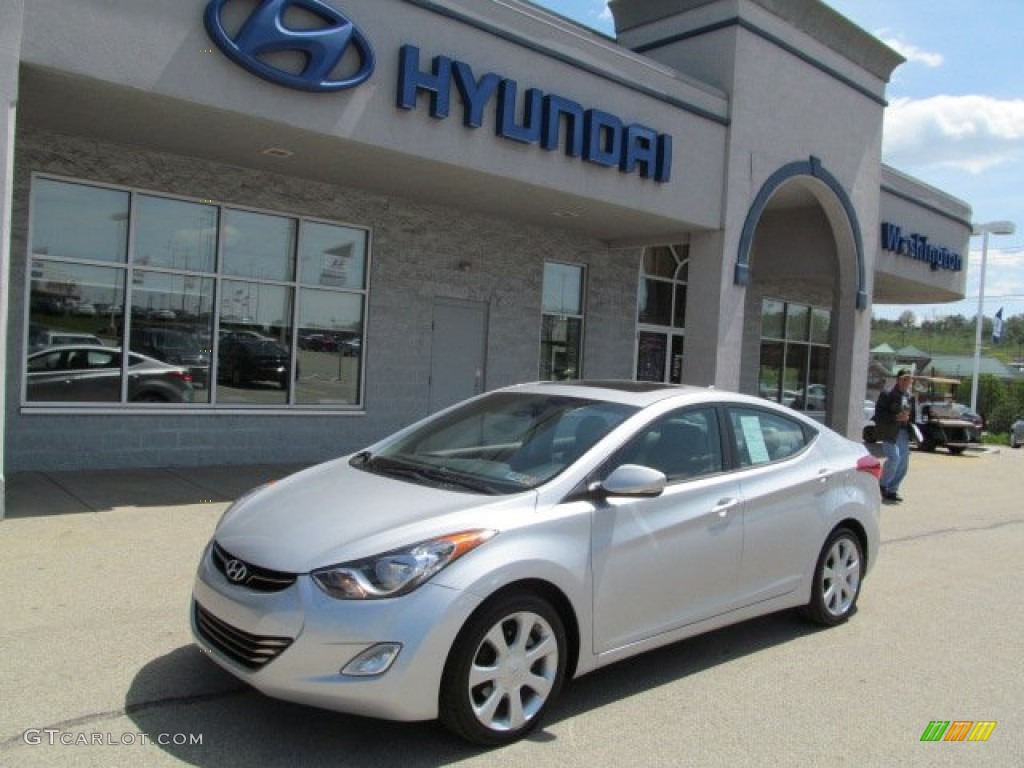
[1, 448, 1022, 767]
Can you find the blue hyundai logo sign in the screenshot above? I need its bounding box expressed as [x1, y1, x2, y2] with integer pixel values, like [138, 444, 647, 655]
[205, 0, 375, 92]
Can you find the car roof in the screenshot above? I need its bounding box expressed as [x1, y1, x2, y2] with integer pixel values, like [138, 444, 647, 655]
[500, 379, 754, 408]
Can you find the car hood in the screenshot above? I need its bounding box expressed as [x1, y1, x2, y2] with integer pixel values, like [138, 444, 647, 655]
[214, 457, 537, 573]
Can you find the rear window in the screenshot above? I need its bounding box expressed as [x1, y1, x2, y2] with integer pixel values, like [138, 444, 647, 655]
[727, 407, 812, 466]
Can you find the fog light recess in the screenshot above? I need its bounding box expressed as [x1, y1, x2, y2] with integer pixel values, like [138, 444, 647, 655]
[341, 643, 402, 676]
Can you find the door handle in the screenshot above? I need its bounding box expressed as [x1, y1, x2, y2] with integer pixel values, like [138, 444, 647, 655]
[711, 497, 740, 518]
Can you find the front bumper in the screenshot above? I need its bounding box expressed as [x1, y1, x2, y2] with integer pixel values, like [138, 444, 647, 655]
[190, 541, 483, 722]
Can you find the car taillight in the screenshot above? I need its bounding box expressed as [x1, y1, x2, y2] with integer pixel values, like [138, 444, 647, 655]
[856, 455, 882, 480]
[170, 371, 193, 385]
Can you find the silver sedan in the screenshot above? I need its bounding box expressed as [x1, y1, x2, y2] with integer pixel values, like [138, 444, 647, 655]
[192, 381, 881, 745]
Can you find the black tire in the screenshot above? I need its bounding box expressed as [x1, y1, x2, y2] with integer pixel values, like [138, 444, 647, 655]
[439, 592, 566, 746]
[801, 527, 864, 627]
[948, 446, 966, 456]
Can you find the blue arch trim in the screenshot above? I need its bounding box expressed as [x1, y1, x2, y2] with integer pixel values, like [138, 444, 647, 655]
[734, 156, 867, 310]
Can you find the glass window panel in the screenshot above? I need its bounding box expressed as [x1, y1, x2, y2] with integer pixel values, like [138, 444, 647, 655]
[134, 195, 218, 272]
[786, 303, 810, 341]
[542, 263, 583, 315]
[636, 331, 667, 382]
[31, 178, 129, 263]
[642, 245, 677, 278]
[672, 283, 687, 329]
[127, 271, 215, 400]
[675, 253, 689, 282]
[805, 346, 830, 411]
[761, 299, 785, 339]
[298, 221, 367, 289]
[29, 261, 125, 350]
[221, 209, 296, 281]
[638, 278, 673, 326]
[539, 315, 582, 380]
[217, 281, 294, 405]
[810, 307, 831, 344]
[669, 335, 684, 384]
[783, 344, 809, 409]
[758, 340, 784, 402]
[295, 289, 364, 405]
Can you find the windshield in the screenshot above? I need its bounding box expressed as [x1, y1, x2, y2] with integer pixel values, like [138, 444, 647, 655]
[353, 392, 637, 494]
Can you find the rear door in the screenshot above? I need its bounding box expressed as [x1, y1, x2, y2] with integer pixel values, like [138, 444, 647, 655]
[725, 406, 829, 605]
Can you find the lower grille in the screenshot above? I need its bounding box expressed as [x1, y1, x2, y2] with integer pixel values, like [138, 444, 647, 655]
[194, 602, 293, 670]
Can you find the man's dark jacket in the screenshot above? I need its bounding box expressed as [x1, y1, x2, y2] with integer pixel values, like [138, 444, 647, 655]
[874, 386, 915, 443]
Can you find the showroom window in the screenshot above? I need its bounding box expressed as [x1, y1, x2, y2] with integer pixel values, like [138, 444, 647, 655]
[758, 299, 831, 413]
[539, 262, 585, 380]
[25, 176, 369, 409]
[636, 244, 688, 383]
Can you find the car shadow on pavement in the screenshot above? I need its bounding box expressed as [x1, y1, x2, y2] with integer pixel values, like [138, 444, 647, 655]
[126, 611, 825, 766]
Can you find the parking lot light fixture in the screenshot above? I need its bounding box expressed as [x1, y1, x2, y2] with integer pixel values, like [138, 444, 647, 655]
[970, 220, 1016, 413]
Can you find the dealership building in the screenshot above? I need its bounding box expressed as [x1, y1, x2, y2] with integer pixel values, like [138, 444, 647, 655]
[0, 0, 972, 513]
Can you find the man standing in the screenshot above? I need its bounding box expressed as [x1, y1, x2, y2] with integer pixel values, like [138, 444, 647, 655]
[874, 369, 915, 503]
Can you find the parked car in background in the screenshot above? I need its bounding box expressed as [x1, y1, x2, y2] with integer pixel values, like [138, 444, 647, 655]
[29, 327, 103, 353]
[218, 336, 293, 388]
[26, 345, 193, 403]
[1011, 416, 1024, 449]
[192, 381, 881, 745]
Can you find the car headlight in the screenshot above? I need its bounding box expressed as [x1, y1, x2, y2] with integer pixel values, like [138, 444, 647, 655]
[312, 529, 496, 600]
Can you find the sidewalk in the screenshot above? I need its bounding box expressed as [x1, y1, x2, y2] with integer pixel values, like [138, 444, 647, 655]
[3, 463, 311, 519]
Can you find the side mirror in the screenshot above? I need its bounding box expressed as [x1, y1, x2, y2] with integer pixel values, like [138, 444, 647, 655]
[592, 464, 667, 498]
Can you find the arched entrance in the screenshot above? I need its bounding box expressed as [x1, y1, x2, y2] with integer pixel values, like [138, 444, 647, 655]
[734, 157, 866, 430]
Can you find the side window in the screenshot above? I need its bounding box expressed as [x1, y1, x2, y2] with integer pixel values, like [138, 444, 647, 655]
[728, 407, 810, 467]
[608, 407, 722, 483]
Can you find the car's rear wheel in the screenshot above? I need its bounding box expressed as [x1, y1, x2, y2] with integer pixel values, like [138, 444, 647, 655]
[802, 527, 863, 626]
[440, 592, 566, 746]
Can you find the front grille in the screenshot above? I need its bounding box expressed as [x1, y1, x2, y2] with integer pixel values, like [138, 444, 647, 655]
[212, 542, 297, 592]
[194, 602, 293, 670]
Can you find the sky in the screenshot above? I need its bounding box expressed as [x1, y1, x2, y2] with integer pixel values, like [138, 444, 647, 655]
[532, 0, 1024, 324]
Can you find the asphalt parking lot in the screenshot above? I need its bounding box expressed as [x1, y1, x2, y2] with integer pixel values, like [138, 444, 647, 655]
[1, 447, 1021, 767]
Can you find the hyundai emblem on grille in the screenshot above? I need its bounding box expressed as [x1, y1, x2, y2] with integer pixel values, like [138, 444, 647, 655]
[225, 559, 249, 583]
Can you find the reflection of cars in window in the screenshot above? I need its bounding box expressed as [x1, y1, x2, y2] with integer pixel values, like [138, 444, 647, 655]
[218, 337, 293, 389]
[25, 345, 194, 403]
[29, 328, 104, 353]
[130, 326, 210, 385]
[192, 382, 881, 746]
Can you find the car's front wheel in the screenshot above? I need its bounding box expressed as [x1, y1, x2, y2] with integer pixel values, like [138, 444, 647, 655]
[440, 592, 566, 746]
[802, 527, 864, 626]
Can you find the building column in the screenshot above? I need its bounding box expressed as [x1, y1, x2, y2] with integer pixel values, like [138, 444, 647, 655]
[683, 229, 745, 390]
[0, 1, 24, 520]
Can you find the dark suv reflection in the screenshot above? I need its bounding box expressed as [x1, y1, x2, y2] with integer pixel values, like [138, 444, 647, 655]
[218, 336, 293, 389]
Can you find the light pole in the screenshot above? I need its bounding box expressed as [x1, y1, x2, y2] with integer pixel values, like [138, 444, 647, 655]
[970, 220, 1016, 413]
